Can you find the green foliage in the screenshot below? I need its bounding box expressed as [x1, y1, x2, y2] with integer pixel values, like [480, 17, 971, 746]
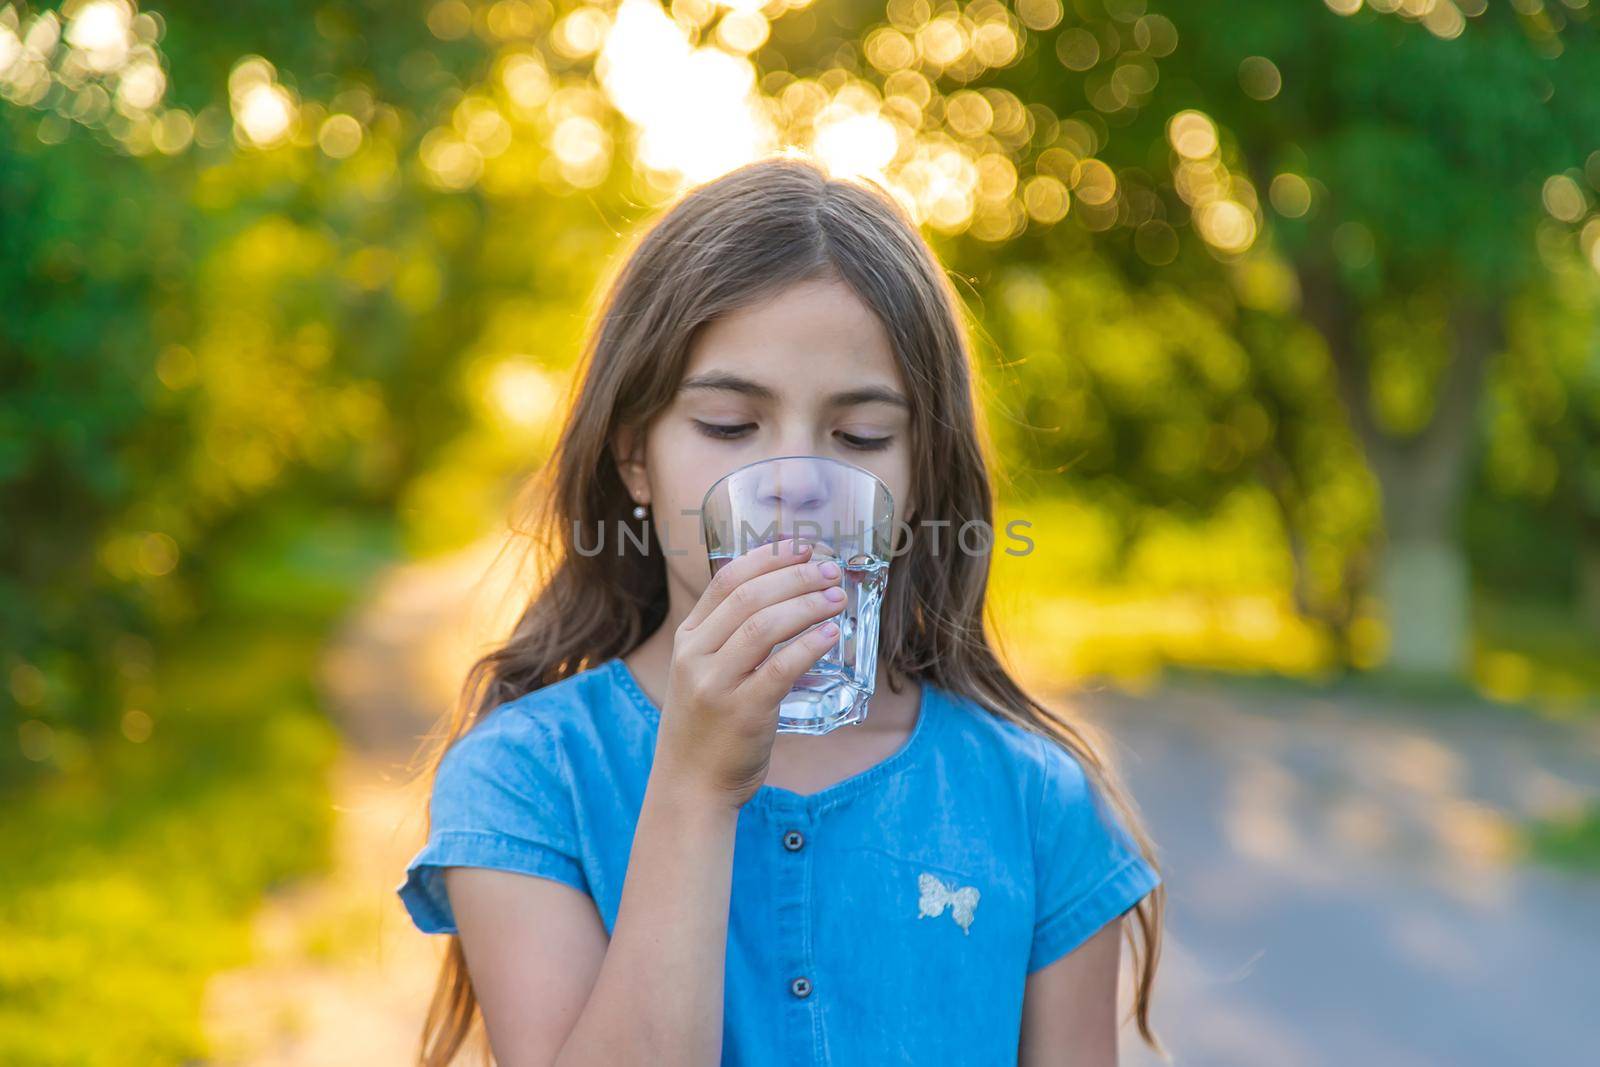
[0, 499, 388, 1064]
[0, 0, 572, 780]
[1481, 245, 1600, 529]
[0, 620, 339, 1066]
[1, 116, 181, 780]
[1471, 590, 1600, 709]
[983, 250, 1263, 506]
[1524, 803, 1600, 874]
[1101, 3, 1600, 294]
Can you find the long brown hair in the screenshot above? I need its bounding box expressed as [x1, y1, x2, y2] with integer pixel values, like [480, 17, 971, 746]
[413, 155, 1167, 1064]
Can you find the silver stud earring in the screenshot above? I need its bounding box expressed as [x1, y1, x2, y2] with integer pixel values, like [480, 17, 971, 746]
[632, 503, 648, 519]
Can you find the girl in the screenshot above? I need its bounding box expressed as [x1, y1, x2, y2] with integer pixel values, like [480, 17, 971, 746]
[399, 157, 1166, 1066]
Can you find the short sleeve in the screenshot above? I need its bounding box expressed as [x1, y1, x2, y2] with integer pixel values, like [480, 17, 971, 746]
[397, 706, 590, 935]
[1027, 736, 1161, 973]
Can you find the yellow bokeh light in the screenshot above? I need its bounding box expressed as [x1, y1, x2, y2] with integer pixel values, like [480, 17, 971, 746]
[481, 357, 563, 430]
[977, 152, 1018, 200]
[886, 0, 932, 33]
[1015, 0, 1063, 32]
[0, 23, 21, 78]
[1022, 174, 1069, 223]
[23, 11, 61, 58]
[1173, 158, 1224, 204]
[421, 127, 484, 189]
[917, 16, 967, 68]
[66, 0, 132, 73]
[672, 0, 720, 27]
[121, 708, 153, 743]
[554, 6, 612, 58]
[945, 89, 994, 138]
[228, 55, 275, 97]
[1196, 199, 1256, 253]
[552, 114, 607, 166]
[1133, 13, 1179, 56]
[1422, 0, 1466, 38]
[486, 0, 543, 38]
[500, 52, 551, 115]
[865, 27, 916, 73]
[116, 59, 165, 111]
[1168, 109, 1218, 160]
[716, 10, 770, 54]
[1056, 117, 1099, 158]
[598, 0, 771, 184]
[1072, 158, 1117, 206]
[971, 21, 1019, 68]
[389, 0, 1118, 235]
[1055, 27, 1099, 71]
[1269, 172, 1312, 217]
[18, 719, 54, 762]
[1238, 55, 1282, 101]
[1088, 71, 1129, 114]
[1036, 146, 1077, 182]
[897, 139, 978, 231]
[151, 108, 193, 154]
[987, 89, 1028, 141]
[137, 531, 179, 577]
[1581, 217, 1600, 272]
[883, 69, 927, 107]
[71, 85, 112, 124]
[318, 113, 364, 158]
[814, 106, 899, 180]
[1113, 59, 1158, 100]
[234, 82, 294, 147]
[454, 95, 512, 157]
[1542, 173, 1586, 223]
[427, 0, 474, 41]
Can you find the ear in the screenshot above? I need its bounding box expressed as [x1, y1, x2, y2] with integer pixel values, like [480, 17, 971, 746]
[612, 423, 650, 507]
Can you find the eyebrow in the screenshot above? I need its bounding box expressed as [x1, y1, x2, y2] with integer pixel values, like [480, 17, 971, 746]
[678, 371, 910, 409]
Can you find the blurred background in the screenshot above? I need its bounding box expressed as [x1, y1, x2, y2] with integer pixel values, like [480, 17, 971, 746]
[3, 0, 1599, 1063]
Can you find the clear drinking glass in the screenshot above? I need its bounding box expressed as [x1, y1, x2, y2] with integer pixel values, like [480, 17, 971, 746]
[700, 454, 896, 735]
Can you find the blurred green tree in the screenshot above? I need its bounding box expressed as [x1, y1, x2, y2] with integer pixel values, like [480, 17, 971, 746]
[995, 1, 1600, 674]
[9, 0, 1600, 787]
[0, 0, 618, 780]
[763, 0, 1600, 675]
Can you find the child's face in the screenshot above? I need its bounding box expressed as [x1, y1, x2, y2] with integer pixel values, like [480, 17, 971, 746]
[616, 275, 915, 619]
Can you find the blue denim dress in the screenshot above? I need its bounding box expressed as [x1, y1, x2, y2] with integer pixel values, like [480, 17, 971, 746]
[399, 657, 1161, 1064]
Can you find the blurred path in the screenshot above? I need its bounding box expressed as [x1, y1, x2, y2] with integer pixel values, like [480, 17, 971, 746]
[1105, 679, 1600, 1067]
[201, 536, 521, 1065]
[201, 537, 1600, 1065]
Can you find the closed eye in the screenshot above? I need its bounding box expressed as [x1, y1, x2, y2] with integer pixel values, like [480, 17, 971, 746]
[694, 420, 756, 440]
[694, 422, 892, 452]
[838, 431, 892, 452]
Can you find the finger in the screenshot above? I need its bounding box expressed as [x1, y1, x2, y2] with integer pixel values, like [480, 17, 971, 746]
[720, 586, 847, 678]
[681, 536, 812, 634]
[694, 555, 843, 654]
[738, 618, 841, 709]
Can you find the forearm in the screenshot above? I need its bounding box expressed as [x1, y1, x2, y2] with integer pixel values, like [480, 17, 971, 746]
[553, 759, 739, 1067]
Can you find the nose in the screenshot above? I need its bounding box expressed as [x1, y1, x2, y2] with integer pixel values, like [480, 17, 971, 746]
[753, 456, 834, 519]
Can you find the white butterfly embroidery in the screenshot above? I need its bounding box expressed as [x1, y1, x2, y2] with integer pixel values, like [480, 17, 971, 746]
[917, 872, 980, 935]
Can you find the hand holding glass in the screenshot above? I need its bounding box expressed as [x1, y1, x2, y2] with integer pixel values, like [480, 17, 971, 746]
[700, 455, 895, 735]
